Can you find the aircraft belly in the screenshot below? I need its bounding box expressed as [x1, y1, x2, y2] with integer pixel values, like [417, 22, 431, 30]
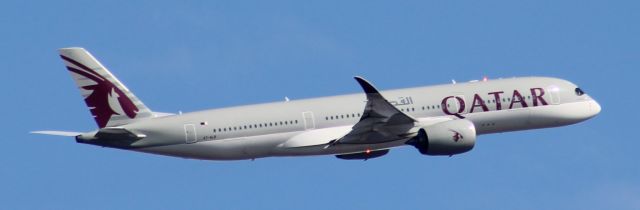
[136, 132, 299, 160]
[466, 108, 531, 134]
[469, 100, 594, 135]
[527, 100, 594, 128]
[271, 138, 409, 157]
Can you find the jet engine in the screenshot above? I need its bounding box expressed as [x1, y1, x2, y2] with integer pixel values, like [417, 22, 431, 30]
[406, 119, 476, 156]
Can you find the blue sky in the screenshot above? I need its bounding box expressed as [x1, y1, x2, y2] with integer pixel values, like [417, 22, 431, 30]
[2, 0, 638, 209]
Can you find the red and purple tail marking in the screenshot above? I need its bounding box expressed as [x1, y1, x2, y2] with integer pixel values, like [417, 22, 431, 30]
[61, 55, 139, 128]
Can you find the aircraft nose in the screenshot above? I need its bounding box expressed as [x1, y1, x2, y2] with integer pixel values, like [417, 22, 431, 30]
[588, 99, 601, 117]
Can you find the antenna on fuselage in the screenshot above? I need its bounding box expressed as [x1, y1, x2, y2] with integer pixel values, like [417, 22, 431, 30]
[451, 79, 457, 84]
[284, 96, 290, 102]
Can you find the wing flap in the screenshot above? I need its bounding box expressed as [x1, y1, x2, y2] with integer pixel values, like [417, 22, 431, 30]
[336, 149, 390, 160]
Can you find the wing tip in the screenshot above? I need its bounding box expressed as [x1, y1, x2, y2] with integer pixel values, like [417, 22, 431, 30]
[31, 130, 82, 137]
[353, 76, 379, 94]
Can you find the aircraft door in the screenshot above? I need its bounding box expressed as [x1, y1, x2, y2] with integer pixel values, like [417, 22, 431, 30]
[302, 111, 315, 130]
[184, 124, 197, 144]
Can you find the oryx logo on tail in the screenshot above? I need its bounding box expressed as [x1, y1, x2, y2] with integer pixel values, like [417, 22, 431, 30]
[60, 53, 139, 128]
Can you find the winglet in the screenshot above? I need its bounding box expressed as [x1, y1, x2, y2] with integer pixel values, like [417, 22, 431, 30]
[326, 76, 417, 146]
[354, 76, 379, 94]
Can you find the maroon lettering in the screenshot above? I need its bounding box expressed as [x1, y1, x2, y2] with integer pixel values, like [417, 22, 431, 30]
[488, 91, 504, 110]
[470, 94, 489, 113]
[509, 90, 528, 109]
[441, 87, 544, 116]
[441, 96, 465, 115]
[530, 88, 548, 106]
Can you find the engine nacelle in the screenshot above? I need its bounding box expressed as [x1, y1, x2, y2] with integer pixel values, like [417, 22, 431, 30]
[407, 119, 476, 156]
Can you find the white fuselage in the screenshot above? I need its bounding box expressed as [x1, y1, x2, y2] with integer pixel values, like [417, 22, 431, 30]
[118, 77, 600, 160]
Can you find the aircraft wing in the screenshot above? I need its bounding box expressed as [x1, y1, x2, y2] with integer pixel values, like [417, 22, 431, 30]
[329, 77, 418, 146]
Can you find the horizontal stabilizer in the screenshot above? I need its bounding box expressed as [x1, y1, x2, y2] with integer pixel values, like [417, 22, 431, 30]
[31, 130, 82, 137]
[94, 127, 146, 140]
[75, 127, 146, 149]
[152, 112, 175, 117]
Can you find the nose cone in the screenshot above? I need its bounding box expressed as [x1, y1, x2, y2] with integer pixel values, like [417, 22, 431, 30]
[589, 99, 602, 117]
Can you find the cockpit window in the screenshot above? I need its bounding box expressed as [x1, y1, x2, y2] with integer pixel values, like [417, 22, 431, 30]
[575, 88, 585, 96]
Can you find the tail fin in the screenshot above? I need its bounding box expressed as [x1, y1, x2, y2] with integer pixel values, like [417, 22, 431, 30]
[59, 47, 154, 128]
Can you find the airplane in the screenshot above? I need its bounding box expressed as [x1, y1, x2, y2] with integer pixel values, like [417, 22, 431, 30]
[32, 47, 602, 161]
